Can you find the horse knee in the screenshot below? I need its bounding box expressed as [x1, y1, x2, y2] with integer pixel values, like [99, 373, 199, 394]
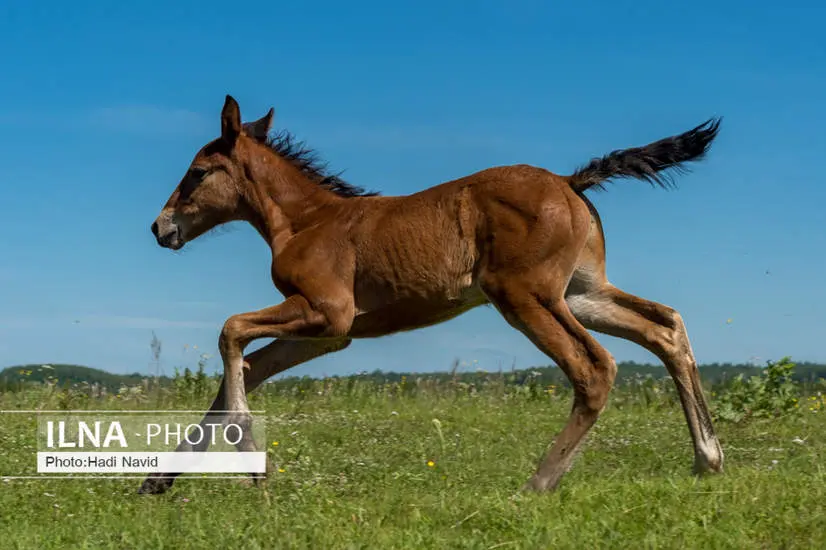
[219, 316, 246, 354]
[575, 356, 617, 415]
[644, 310, 695, 366]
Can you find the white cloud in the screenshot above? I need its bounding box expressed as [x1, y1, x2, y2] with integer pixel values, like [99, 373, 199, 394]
[0, 105, 211, 136]
[0, 315, 215, 330]
[315, 124, 523, 150]
[85, 105, 211, 136]
[78, 315, 216, 329]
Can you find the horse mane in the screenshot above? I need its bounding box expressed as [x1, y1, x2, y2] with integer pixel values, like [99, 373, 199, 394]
[264, 129, 380, 198]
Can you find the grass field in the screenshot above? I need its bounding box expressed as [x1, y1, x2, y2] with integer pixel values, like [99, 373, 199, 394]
[1, 373, 825, 549]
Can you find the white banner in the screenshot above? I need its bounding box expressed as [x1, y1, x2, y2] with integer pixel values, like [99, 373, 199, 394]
[37, 452, 266, 473]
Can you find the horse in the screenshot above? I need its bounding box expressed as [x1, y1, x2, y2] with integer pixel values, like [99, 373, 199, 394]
[141, 94, 723, 494]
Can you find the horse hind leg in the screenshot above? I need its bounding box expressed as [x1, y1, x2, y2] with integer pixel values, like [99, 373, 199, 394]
[565, 202, 723, 474]
[482, 274, 618, 492]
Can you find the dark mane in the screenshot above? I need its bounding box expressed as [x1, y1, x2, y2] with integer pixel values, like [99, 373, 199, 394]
[264, 129, 380, 198]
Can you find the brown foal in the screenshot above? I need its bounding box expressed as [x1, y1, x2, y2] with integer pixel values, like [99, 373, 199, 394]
[141, 95, 723, 494]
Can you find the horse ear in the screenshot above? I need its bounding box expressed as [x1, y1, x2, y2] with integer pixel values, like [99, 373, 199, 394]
[221, 95, 242, 146]
[243, 108, 274, 143]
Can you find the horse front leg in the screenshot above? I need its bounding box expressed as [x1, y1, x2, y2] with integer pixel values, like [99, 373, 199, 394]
[137, 298, 351, 495]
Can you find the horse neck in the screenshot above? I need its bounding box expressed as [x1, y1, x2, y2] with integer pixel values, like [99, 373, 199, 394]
[238, 154, 341, 250]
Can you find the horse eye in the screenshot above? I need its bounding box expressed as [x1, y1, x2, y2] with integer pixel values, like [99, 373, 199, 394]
[189, 167, 208, 180]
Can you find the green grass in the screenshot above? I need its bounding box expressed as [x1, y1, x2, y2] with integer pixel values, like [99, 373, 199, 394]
[1, 380, 825, 549]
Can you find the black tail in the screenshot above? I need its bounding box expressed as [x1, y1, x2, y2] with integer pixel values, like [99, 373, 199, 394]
[568, 118, 722, 193]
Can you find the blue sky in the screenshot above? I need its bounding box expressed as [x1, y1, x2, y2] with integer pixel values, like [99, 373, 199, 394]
[1, 0, 825, 378]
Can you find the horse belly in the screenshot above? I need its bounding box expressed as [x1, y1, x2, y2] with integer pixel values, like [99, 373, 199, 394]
[349, 285, 487, 338]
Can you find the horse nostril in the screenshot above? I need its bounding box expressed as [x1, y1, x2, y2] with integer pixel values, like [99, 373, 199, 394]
[151, 221, 159, 237]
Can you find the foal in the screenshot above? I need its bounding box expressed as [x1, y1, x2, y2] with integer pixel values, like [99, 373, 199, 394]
[142, 95, 723, 494]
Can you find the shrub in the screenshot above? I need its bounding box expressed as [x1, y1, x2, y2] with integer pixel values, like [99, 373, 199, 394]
[172, 354, 218, 402]
[712, 356, 799, 423]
